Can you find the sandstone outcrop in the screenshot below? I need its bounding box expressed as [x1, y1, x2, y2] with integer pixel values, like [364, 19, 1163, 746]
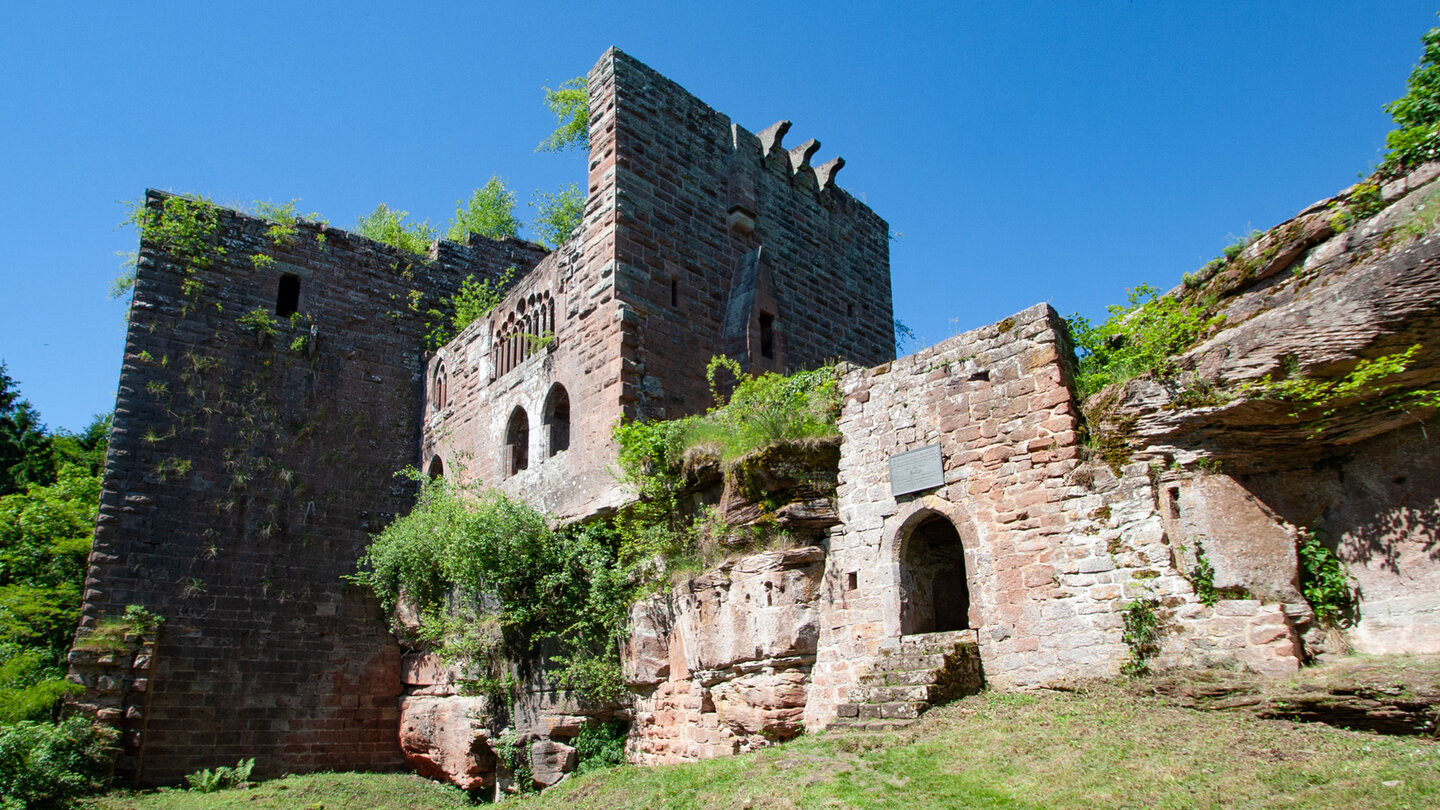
[398, 696, 495, 791]
[1088, 161, 1440, 657]
[626, 545, 824, 762]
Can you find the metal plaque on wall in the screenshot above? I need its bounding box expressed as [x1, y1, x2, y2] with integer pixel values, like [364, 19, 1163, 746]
[889, 444, 944, 496]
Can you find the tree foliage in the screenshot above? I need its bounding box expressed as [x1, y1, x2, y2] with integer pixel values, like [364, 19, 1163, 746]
[0, 366, 56, 498]
[355, 203, 438, 255]
[446, 176, 520, 243]
[531, 184, 585, 248]
[353, 475, 631, 703]
[1382, 22, 1440, 175]
[537, 78, 589, 153]
[0, 717, 114, 809]
[0, 374, 109, 804]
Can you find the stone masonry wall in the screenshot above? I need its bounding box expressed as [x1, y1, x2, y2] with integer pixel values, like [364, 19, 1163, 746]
[423, 48, 893, 518]
[72, 191, 529, 784]
[603, 49, 893, 420]
[807, 303, 1305, 730]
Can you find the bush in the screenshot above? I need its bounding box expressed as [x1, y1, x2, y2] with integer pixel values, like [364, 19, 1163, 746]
[1066, 284, 1223, 398]
[573, 721, 628, 775]
[614, 359, 840, 487]
[353, 476, 631, 704]
[1297, 530, 1356, 627]
[0, 646, 78, 724]
[0, 717, 114, 809]
[447, 177, 520, 242]
[355, 204, 437, 256]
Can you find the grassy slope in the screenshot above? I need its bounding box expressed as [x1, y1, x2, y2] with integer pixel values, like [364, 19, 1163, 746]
[89, 772, 472, 810]
[524, 683, 1438, 810]
[92, 675, 1439, 810]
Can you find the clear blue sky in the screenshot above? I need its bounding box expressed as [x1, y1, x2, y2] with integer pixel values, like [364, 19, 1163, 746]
[1, 1, 1434, 432]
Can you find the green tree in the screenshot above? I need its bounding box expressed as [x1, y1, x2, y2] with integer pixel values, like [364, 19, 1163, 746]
[1383, 21, 1440, 174]
[446, 176, 521, 242]
[0, 365, 54, 497]
[0, 464, 99, 671]
[355, 203, 438, 256]
[50, 416, 109, 479]
[531, 184, 585, 248]
[537, 77, 588, 153]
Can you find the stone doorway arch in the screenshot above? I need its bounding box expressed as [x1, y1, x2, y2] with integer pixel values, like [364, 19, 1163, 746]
[898, 512, 972, 635]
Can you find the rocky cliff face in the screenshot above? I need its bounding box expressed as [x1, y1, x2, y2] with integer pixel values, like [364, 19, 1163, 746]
[1087, 161, 1440, 657]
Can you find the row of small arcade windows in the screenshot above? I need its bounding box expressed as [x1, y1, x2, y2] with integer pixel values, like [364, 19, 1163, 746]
[426, 383, 571, 480]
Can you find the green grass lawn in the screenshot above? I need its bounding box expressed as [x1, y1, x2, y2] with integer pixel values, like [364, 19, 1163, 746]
[91, 676, 1439, 810]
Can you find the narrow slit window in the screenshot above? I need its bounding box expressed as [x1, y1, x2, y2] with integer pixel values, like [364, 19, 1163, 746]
[759, 312, 775, 359]
[670, 277, 679, 307]
[276, 274, 301, 317]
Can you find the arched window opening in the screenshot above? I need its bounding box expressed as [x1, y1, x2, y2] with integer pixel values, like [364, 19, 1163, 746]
[276, 274, 301, 317]
[505, 407, 529, 476]
[899, 514, 971, 635]
[431, 362, 448, 411]
[544, 384, 571, 457]
[427, 456, 444, 479]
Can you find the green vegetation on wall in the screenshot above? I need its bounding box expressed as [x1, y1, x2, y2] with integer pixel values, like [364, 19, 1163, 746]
[424, 268, 516, 351]
[615, 358, 840, 483]
[447, 176, 521, 242]
[355, 203, 438, 256]
[119, 195, 227, 304]
[1239, 344, 1440, 435]
[530, 184, 585, 248]
[1066, 284, 1224, 399]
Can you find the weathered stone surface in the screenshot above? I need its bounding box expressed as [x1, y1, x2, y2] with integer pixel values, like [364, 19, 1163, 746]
[710, 670, 808, 740]
[628, 546, 824, 764]
[529, 739, 577, 787]
[398, 697, 495, 791]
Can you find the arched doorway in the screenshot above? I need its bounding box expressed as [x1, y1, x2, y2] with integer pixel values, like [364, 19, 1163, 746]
[426, 455, 444, 479]
[899, 514, 971, 635]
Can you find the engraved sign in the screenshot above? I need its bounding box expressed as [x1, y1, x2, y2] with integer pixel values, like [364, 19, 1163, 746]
[889, 444, 945, 496]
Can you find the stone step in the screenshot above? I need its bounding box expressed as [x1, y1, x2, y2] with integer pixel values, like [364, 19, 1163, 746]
[829, 717, 918, 732]
[867, 668, 942, 687]
[849, 683, 933, 703]
[834, 700, 924, 722]
[870, 651, 951, 671]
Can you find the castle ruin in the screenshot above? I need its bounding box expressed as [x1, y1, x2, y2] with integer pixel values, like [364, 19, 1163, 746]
[70, 48, 1440, 791]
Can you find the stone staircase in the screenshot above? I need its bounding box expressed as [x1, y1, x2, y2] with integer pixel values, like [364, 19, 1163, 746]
[830, 629, 984, 731]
